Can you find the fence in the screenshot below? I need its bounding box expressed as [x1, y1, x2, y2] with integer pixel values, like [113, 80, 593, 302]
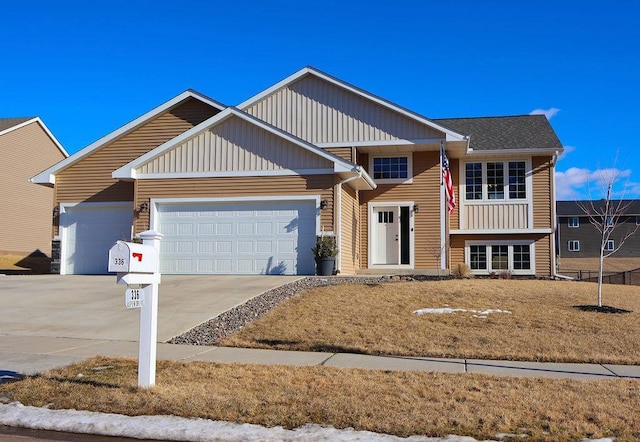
[561, 268, 640, 286]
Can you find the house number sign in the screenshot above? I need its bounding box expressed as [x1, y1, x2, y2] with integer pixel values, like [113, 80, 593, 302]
[125, 288, 145, 309]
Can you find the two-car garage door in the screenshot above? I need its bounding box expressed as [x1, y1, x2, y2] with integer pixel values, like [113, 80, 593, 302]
[156, 200, 317, 275]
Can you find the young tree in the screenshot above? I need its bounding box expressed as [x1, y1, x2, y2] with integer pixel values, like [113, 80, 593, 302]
[575, 154, 639, 307]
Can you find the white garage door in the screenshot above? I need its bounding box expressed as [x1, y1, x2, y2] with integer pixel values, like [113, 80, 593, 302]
[61, 203, 133, 275]
[157, 200, 316, 275]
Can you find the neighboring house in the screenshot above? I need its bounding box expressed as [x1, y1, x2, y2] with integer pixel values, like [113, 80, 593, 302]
[557, 200, 640, 258]
[32, 67, 563, 276]
[0, 117, 68, 260]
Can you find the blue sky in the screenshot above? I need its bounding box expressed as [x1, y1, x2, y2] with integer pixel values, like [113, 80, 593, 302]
[3, 0, 639, 200]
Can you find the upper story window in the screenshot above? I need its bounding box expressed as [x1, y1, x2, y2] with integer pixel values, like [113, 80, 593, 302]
[568, 217, 579, 227]
[636, 216, 640, 225]
[464, 160, 527, 201]
[568, 240, 580, 252]
[370, 154, 413, 184]
[605, 216, 613, 227]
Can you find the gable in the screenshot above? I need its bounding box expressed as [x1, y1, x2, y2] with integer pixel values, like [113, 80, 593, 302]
[136, 114, 334, 176]
[242, 72, 448, 145]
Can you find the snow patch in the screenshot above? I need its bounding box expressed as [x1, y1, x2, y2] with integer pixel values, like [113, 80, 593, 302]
[414, 308, 512, 317]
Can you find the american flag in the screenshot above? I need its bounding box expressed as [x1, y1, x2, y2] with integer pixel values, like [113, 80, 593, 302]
[441, 142, 456, 215]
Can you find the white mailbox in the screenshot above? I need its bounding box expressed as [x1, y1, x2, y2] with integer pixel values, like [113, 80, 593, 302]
[108, 241, 159, 274]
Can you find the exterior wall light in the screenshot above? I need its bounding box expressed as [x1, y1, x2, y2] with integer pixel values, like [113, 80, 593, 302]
[413, 204, 419, 213]
[320, 200, 328, 210]
[139, 202, 149, 213]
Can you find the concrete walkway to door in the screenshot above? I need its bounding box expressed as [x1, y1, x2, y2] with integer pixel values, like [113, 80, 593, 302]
[0, 274, 300, 374]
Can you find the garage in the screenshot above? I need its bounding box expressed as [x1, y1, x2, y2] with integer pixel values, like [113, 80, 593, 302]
[60, 202, 133, 275]
[156, 199, 317, 275]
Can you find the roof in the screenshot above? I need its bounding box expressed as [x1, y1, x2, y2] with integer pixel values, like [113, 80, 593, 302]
[31, 90, 225, 185]
[238, 66, 467, 143]
[557, 200, 640, 216]
[0, 117, 34, 133]
[433, 115, 563, 152]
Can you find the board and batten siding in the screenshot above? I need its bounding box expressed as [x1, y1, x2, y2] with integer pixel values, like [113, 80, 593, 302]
[359, 150, 441, 270]
[133, 175, 335, 235]
[340, 183, 359, 274]
[137, 117, 333, 175]
[55, 98, 219, 205]
[449, 233, 551, 276]
[0, 121, 66, 255]
[532, 156, 552, 230]
[244, 75, 443, 144]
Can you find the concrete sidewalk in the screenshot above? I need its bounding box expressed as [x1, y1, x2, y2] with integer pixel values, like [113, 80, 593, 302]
[2, 335, 639, 382]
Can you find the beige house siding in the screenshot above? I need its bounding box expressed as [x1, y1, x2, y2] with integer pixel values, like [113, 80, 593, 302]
[244, 75, 443, 144]
[55, 98, 219, 204]
[532, 156, 552, 229]
[450, 233, 551, 276]
[138, 117, 333, 174]
[324, 146, 353, 162]
[0, 121, 66, 255]
[359, 150, 441, 270]
[133, 175, 335, 235]
[340, 184, 359, 274]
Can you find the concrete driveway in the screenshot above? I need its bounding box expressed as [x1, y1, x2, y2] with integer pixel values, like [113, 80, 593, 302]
[0, 274, 300, 342]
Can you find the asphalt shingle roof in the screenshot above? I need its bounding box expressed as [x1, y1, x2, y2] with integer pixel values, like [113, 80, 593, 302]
[557, 200, 640, 216]
[0, 117, 34, 133]
[433, 115, 563, 151]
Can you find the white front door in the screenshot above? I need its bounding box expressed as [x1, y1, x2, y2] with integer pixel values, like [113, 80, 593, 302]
[372, 206, 399, 265]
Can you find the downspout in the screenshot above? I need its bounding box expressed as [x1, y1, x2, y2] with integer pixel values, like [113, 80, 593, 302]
[550, 151, 570, 279]
[335, 167, 365, 274]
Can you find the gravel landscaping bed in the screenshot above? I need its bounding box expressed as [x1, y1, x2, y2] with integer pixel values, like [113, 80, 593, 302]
[167, 275, 416, 346]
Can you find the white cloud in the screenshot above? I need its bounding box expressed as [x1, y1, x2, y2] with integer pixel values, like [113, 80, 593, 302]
[558, 145, 575, 161]
[555, 167, 639, 200]
[530, 107, 560, 120]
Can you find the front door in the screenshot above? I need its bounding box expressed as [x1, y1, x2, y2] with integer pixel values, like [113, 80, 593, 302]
[372, 207, 399, 265]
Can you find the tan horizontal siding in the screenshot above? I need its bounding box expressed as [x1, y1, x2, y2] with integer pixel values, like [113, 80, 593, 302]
[325, 147, 353, 162]
[133, 175, 335, 235]
[532, 156, 552, 229]
[359, 151, 441, 270]
[450, 233, 552, 276]
[449, 158, 460, 230]
[0, 122, 66, 254]
[340, 184, 359, 274]
[245, 75, 443, 144]
[56, 98, 219, 204]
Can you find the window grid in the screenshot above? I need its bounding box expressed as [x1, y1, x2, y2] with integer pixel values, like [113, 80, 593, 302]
[513, 244, 531, 270]
[487, 162, 504, 199]
[465, 163, 483, 200]
[373, 157, 408, 180]
[568, 217, 579, 227]
[508, 161, 526, 199]
[470, 245, 487, 270]
[491, 245, 509, 270]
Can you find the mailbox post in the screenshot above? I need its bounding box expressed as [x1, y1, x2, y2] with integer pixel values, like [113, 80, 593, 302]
[108, 230, 163, 389]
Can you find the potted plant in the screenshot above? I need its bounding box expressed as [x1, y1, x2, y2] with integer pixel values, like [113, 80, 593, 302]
[312, 235, 338, 276]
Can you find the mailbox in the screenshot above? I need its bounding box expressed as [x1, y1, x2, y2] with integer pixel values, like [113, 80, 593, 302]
[108, 241, 159, 274]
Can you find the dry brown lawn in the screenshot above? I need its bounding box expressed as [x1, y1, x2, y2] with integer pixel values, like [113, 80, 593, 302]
[1, 356, 639, 441]
[221, 279, 640, 364]
[559, 257, 640, 273]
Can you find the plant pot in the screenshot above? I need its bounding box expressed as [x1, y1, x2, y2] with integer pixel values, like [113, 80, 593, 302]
[315, 257, 335, 276]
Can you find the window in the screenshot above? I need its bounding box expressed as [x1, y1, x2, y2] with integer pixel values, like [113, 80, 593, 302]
[568, 240, 580, 252]
[370, 155, 412, 183]
[636, 216, 640, 225]
[508, 161, 526, 199]
[605, 240, 614, 251]
[463, 160, 527, 201]
[605, 216, 613, 227]
[487, 162, 504, 199]
[465, 163, 483, 200]
[470, 245, 487, 270]
[568, 217, 579, 228]
[466, 242, 533, 274]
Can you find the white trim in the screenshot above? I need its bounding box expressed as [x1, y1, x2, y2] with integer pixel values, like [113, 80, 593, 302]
[59, 201, 133, 275]
[2, 117, 69, 158]
[568, 217, 580, 227]
[135, 168, 335, 180]
[113, 108, 366, 184]
[237, 66, 466, 142]
[31, 90, 226, 185]
[150, 196, 322, 236]
[450, 228, 552, 235]
[568, 240, 580, 252]
[465, 148, 562, 156]
[367, 201, 415, 270]
[464, 240, 536, 275]
[368, 153, 414, 185]
[316, 138, 446, 148]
